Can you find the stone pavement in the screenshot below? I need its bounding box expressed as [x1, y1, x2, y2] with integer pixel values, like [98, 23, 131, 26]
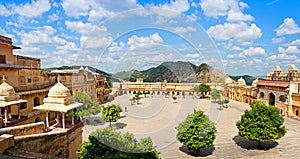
[82, 94, 300, 159]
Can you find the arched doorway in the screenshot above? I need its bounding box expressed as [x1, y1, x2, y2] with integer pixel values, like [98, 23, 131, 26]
[269, 93, 275, 105]
[296, 110, 299, 116]
[35, 117, 41, 123]
[34, 97, 40, 107]
[259, 92, 264, 99]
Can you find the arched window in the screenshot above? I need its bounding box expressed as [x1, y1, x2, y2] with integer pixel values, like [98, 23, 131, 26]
[279, 95, 286, 102]
[259, 92, 264, 99]
[269, 93, 275, 105]
[33, 97, 40, 107]
[35, 117, 41, 123]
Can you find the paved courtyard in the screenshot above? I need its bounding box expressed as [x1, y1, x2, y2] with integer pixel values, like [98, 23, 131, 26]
[83, 94, 300, 159]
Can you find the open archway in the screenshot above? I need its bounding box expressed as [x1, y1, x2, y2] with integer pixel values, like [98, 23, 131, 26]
[35, 117, 41, 123]
[259, 92, 264, 99]
[33, 97, 40, 107]
[269, 93, 275, 105]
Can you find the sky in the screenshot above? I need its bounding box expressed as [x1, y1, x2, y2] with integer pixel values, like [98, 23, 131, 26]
[0, 0, 299, 76]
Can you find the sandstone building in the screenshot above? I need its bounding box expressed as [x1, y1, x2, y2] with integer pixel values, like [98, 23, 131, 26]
[0, 35, 109, 158]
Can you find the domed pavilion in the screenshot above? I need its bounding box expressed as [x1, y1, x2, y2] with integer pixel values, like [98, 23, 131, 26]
[0, 76, 27, 127]
[34, 77, 82, 130]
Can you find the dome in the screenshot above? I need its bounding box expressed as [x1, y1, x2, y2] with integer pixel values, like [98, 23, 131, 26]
[48, 81, 71, 98]
[225, 77, 233, 84]
[273, 65, 282, 72]
[288, 64, 298, 72]
[0, 81, 15, 96]
[252, 78, 258, 87]
[237, 77, 246, 86]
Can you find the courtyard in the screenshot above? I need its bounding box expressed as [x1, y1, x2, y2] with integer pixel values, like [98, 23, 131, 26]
[83, 94, 300, 159]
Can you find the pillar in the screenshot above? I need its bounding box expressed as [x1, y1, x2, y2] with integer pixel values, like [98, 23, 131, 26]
[4, 107, 7, 123]
[18, 106, 20, 119]
[45, 111, 49, 129]
[72, 110, 74, 125]
[62, 112, 65, 130]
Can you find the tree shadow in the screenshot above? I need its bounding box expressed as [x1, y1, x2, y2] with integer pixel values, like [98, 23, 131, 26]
[82, 116, 105, 126]
[179, 145, 215, 157]
[114, 122, 127, 129]
[232, 135, 278, 150]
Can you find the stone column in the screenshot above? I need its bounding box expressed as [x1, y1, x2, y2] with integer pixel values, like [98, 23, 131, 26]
[18, 105, 20, 119]
[72, 110, 74, 125]
[62, 112, 65, 130]
[4, 107, 7, 123]
[45, 111, 49, 130]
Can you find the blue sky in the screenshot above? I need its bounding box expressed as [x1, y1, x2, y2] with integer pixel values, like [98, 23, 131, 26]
[0, 0, 299, 76]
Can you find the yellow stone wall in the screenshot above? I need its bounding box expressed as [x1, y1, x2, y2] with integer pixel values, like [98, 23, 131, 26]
[14, 131, 68, 158]
[0, 122, 45, 137]
[67, 126, 82, 159]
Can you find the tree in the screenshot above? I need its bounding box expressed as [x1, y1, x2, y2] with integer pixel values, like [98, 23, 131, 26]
[211, 89, 221, 102]
[101, 104, 122, 127]
[172, 96, 177, 103]
[236, 101, 286, 147]
[197, 83, 211, 96]
[73, 92, 100, 120]
[143, 91, 150, 97]
[134, 94, 141, 104]
[78, 127, 159, 159]
[224, 99, 229, 108]
[217, 99, 224, 110]
[176, 110, 216, 155]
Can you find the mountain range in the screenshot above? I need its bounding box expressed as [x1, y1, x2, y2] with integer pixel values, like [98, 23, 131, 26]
[112, 61, 226, 83]
[43, 61, 256, 85]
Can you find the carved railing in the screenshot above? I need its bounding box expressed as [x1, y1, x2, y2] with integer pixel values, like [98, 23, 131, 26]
[15, 79, 56, 92]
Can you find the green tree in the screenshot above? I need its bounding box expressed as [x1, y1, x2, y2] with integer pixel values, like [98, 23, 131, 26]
[224, 99, 229, 108]
[176, 110, 216, 155]
[143, 91, 150, 97]
[73, 92, 100, 119]
[217, 99, 224, 110]
[78, 127, 159, 159]
[172, 96, 177, 103]
[197, 83, 211, 96]
[101, 104, 122, 127]
[134, 94, 141, 104]
[211, 89, 221, 102]
[236, 101, 286, 147]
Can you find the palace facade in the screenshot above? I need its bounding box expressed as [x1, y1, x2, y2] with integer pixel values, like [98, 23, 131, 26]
[225, 64, 300, 119]
[0, 35, 109, 158]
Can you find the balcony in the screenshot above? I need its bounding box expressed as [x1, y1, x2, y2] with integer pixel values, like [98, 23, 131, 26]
[15, 79, 56, 92]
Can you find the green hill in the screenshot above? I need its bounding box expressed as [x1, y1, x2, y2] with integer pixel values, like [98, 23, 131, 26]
[113, 61, 226, 83]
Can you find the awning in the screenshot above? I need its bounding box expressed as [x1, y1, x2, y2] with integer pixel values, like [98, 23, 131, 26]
[257, 80, 290, 87]
[33, 102, 83, 113]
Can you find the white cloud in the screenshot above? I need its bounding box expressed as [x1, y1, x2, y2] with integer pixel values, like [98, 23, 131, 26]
[172, 26, 196, 34]
[186, 53, 202, 59]
[200, 0, 229, 18]
[238, 47, 266, 58]
[207, 22, 262, 44]
[12, 0, 51, 18]
[0, 0, 50, 18]
[272, 37, 285, 43]
[200, 0, 253, 22]
[47, 13, 59, 23]
[127, 33, 163, 50]
[0, 4, 10, 16]
[65, 21, 106, 35]
[286, 39, 300, 46]
[275, 18, 300, 36]
[61, 0, 92, 18]
[267, 54, 297, 60]
[252, 58, 262, 64]
[231, 45, 243, 51]
[278, 46, 300, 54]
[227, 10, 254, 22]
